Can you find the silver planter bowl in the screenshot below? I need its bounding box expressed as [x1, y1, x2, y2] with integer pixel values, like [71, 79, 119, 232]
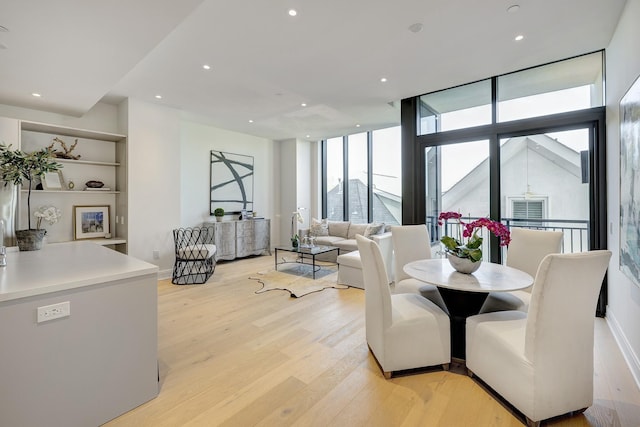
[447, 253, 481, 274]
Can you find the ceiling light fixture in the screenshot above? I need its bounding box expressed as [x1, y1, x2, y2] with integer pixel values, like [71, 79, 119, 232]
[301, 103, 307, 107]
[155, 95, 162, 99]
[248, 119, 254, 123]
[408, 23, 423, 33]
[380, 77, 387, 83]
[356, 124, 361, 128]
[288, 9, 297, 16]
[515, 34, 524, 41]
[202, 64, 211, 70]
[32, 93, 41, 97]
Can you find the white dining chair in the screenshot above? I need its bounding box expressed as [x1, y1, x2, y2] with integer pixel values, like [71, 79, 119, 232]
[391, 224, 449, 314]
[356, 235, 451, 378]
[466, 250, 612, 427]
[479, 227, 563, 313]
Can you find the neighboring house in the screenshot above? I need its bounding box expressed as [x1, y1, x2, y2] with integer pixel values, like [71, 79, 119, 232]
[440, 134, 589, 252]
[443, 134, 588, 222]
[326, 178, 399, 225]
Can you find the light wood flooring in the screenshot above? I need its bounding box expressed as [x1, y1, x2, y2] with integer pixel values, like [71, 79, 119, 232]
[105, 255, 640, 427]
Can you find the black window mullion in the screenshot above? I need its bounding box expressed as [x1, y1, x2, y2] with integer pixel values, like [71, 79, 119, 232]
[367, 131, 373, 223]
[342, 135, 349, 221]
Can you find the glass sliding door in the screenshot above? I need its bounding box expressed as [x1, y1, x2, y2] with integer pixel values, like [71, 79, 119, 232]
[425, 140, 491, 256]
[500, 129, 590, 254]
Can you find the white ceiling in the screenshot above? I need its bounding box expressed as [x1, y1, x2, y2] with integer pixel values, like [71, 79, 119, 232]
[0, 0, 627, 141]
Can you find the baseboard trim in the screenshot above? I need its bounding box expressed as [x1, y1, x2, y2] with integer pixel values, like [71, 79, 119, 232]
[157, 268, 172, 280]
[606, 310, 640, 390]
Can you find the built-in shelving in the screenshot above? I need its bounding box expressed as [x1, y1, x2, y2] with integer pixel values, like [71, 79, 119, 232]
[16, 119, 128, 253]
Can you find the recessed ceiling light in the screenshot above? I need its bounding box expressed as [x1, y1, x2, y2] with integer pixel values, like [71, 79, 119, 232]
[507, 4, 520, 13]
[408, 23, 423, 33]
[155, 94, 162, 99]
[202, 64, 211, 70]
[356, 124, 361, 128]
[380, 77, 387, 83]
[32, 93, 41, 97]
[288, 9, 297, 16]
[515, 34, 524, 41]
[301, 103, 307, 107]
[306, 135, 310, 138]
[248, 119, 254, 123]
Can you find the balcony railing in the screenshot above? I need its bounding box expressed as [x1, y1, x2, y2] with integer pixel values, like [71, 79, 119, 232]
[427, 216, 590, 256]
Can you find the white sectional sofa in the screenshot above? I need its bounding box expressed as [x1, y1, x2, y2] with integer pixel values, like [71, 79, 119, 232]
[303, 220, 393, 288]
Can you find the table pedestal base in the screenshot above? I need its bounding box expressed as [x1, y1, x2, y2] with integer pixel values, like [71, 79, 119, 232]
[438, 288, 488, 360]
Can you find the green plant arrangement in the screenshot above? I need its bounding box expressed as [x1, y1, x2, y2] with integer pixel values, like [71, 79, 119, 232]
[213, 207, 225, 222]
[438, 211, 511, 262]
[0, 143, 61, 250]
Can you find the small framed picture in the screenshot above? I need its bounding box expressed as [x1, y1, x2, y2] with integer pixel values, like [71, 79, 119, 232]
[73, 205, 110, 240]
[42, 171, 65, 191]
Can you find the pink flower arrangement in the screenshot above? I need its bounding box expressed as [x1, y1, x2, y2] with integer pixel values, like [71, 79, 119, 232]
[438, 212, 511, 262]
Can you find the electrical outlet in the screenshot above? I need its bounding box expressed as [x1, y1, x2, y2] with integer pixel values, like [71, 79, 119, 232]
[37, 301, 70, 323]
[153, 250, 160, 259]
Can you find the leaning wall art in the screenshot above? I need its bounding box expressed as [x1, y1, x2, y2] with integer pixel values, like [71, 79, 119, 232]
[210, 150, 254, 215]
[620, 74, 640, 287]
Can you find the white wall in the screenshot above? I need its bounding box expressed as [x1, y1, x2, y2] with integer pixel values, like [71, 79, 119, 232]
[605, 0, 640, 387]
[125, 99, 182, 273]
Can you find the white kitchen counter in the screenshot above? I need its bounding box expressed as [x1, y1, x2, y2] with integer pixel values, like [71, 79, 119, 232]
[0, 241, 159, 427]
[0, 241, 157, 302]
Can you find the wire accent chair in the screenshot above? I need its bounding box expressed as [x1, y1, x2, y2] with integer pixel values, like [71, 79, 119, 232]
[172, 227, 217, 285]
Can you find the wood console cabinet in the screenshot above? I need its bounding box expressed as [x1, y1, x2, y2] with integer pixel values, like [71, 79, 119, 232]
[202, 219, 270, 261]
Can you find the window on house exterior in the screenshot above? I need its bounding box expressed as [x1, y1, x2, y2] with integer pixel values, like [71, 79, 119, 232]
[512, 199, 545, 219]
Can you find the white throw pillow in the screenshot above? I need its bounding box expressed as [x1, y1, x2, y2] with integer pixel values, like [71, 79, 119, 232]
[309, 218, 329, 236]
[364, 222, 384, 237]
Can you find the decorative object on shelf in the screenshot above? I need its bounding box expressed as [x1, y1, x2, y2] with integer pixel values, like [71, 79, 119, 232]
[73, 205, 110, 240]
[85, 180, 104, 188]
[438, 211, 511, 273]
[67, 180, 75, 190]
[47, 137, 81, 160]
[210, 150, 253, 215]
[291, 234, 299, 248]
[0, 143, 61, 251]
[213, 207, 224, 222]
[41, 170, 65, 190]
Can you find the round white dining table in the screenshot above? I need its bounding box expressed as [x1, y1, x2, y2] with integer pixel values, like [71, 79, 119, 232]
[403, 258, 533, 293]
[403, 258, 533, 360]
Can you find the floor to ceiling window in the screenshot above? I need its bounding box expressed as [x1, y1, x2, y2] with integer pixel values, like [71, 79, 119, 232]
[322, 126, 401, 225]
[402, 50, 608, 314]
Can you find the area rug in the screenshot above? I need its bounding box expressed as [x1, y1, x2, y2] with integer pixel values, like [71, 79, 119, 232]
[249, 263, 348, 298]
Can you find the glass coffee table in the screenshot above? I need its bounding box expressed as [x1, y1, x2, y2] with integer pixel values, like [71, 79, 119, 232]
[274, 245, 340, 279]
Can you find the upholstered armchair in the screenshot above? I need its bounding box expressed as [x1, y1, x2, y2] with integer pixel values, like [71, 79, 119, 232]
[391, 224, 449, 314]
[466, 250, 611, 427]
[356, 235, 450, 379]
[480, 227, 563, 313]
[172, 227, 217, 284]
